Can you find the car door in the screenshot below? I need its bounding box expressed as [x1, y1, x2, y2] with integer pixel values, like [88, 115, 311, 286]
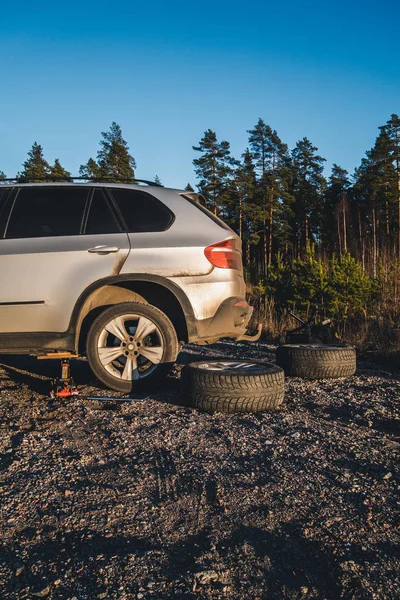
[0, 186, 130, 334]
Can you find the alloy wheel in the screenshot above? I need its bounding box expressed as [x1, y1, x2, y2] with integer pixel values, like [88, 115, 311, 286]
[97, 313, 164, 381]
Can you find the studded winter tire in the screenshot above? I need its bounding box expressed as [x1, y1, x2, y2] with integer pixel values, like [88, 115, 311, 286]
[276, 344, 356, 379]
[182, 360, 285, 414]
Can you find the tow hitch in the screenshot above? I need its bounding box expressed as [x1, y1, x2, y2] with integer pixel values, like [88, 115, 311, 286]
[237, 323, 262, 342]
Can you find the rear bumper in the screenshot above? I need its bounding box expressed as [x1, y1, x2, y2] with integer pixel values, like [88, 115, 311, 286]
[188, 297, 254, 344]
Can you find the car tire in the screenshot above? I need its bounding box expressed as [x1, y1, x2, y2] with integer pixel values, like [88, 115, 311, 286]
[182, 360, 285, 414]
[87, 302, 179, 392]
[276, 344, 356, 379]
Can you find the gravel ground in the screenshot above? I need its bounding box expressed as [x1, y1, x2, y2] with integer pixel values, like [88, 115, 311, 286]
[0, 341, 399, 600]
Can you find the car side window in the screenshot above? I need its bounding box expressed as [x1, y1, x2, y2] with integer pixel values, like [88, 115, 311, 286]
[0, 188, 13, 238]
[85, 189, 121, 235]
[5, 187, 88, 239]
[110, 188, 174, 232]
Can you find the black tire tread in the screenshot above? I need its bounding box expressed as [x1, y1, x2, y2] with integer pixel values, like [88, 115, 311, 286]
[276, 345, 356, 379]
[183, 361, 285, 413]
[189, 369, 284, 391]
[190, 390, 285, 414]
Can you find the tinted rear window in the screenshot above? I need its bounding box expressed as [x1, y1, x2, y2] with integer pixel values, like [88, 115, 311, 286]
[0, 187, 12, 213]
[85, 189, 121, 234]
[110, 188, 174, 232]
[6, 187, 89, 239]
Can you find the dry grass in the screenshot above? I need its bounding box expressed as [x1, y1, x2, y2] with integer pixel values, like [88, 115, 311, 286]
[248, 287, 400, 357]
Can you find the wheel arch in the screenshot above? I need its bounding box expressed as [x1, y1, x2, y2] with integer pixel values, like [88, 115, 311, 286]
[69, 274, 197, 354]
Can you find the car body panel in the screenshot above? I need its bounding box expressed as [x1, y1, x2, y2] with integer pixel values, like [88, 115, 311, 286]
[119, 187, 244, 321]
[169, 276, 246, 321]
[0, 233, 130, 332]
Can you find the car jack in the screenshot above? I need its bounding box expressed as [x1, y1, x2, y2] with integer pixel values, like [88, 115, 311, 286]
[285, 310, 335, 345]
[49, 359, 79, 399]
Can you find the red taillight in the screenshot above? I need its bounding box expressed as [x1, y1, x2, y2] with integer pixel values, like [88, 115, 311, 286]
[204, 239, 242, 270]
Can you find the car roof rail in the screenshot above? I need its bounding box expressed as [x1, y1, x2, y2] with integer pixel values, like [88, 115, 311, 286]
[0, 176, 163, 187]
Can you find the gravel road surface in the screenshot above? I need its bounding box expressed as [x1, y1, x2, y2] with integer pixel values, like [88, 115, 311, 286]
[0, 341, 399, 599]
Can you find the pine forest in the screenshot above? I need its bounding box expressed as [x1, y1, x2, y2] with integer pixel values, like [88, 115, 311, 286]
[2, 116, 400, 354]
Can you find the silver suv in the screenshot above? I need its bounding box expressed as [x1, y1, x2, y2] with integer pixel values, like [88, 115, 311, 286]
[0, 182, 256, 391]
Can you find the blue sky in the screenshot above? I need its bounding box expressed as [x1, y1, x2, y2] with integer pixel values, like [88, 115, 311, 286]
[0, 0, 399, 187]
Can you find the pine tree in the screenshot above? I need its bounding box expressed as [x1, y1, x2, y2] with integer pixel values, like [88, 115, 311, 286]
[247, 119, 272, 274]
[234, 150, 257, 269]
[248, 118, 275, 177]
[185, 183, 194, 192]
[236, 150, 256, 239]
[290, 138, 326, 256]
[79, 158, 100, 180]
[330, 253, 372, 319]
[17, 142, 50, 182]
[154, 175, 162, 185]
[276, 152, 295, 257]
[324, 165, 351, 256]
[49, 158, 72, 181]
[79, 122, 136, 182]
[353, 131, 396, 274]
[247, 119, 293, 271]
[97, 122, 136, 181]
[352, 117, 400, 273]
[193, 129, 234, 215]
[0, 171, 6, 181]
[370, 132, 396, 265]
[379, 114, 400, 259]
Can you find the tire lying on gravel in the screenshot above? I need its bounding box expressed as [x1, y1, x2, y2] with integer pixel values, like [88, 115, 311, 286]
[276, 345, 356, 379]
[182, 360, 285, 414]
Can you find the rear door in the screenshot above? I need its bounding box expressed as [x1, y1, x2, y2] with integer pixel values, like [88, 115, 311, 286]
[0, 186, 130, 333]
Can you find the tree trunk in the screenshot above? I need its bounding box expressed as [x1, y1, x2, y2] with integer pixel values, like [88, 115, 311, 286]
[394, 144, 400, 261]
[212, 158, 217, 215]
[297, 222, 301, 259]
[263, 218, 267, 278]
[268, 205, 273, 267]
[268, 155, 276, 268]
[305, 217, 309, 251]
[239, 196, 243, 240]
[385, 199, 390, 236]
[358, 208, 365, 271]
[372, 204, 377, 278]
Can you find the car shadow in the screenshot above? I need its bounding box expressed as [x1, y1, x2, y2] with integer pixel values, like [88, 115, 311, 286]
[0, 340, 276, 401]
[0, 355, 95, 396]
[0, 354, 188, 405]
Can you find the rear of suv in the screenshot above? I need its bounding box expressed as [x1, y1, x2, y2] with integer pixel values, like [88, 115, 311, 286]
[0, 182, 256, 391]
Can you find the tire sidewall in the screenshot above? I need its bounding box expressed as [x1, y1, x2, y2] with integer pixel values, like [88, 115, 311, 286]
[186, 360, 283, 378]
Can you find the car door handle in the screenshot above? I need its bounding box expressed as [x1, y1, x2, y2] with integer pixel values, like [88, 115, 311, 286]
[88, 245, 120, 254]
